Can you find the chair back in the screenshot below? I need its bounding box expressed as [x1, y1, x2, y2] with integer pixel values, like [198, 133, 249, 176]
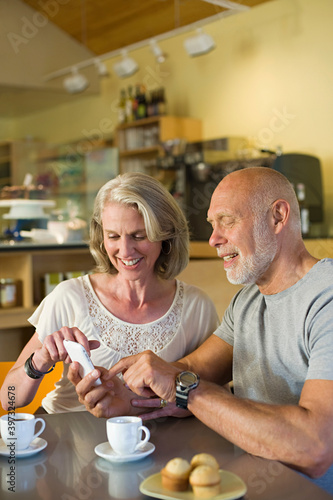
[0, 361, 63, 416]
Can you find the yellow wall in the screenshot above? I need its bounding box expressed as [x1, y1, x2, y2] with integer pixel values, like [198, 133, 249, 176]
[2, 0, 333, 233]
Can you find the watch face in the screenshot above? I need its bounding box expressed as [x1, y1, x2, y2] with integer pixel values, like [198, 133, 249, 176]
[180, 371, 197, 386]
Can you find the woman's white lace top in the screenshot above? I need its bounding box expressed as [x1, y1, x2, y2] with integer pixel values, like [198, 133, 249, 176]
[29, 274, 219, 413]
[84, 276, 184, 356]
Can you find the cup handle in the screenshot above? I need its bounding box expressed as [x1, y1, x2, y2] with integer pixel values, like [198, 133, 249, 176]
[135, 425, 150, 451]
[32, 418, 46, 441]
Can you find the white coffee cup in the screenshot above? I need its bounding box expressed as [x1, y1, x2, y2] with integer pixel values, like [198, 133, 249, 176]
[107, 416, 150, 456]
[0, 413, 45, 451]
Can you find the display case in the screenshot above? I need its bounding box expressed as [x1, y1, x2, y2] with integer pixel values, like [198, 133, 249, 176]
[21, 142, 118, 224]
[0, 141, 118, 241]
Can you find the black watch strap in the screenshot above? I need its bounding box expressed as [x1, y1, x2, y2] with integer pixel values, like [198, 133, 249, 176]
[24, 353, 55, 379]
[175, 391, 189, 410]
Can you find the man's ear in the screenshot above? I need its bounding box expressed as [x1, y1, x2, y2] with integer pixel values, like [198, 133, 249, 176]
[271, 199, 290, 233]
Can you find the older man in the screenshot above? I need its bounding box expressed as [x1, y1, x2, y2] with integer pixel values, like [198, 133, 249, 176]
[72, 167, 333, 493]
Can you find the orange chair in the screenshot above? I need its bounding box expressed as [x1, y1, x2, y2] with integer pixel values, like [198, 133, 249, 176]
[0, 361, 63, 416]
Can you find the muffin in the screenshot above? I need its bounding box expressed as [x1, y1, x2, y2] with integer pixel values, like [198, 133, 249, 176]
[189, 465, 221, 498]
[191, 453, 219, 471]
[161, 457, 191, 491]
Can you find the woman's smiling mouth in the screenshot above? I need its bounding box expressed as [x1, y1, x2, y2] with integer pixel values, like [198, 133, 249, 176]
[120, 258, 142, 267]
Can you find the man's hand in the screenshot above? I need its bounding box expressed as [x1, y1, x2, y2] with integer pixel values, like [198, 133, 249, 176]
[68, 361, 180, 419]
[108, 350, 181, 402]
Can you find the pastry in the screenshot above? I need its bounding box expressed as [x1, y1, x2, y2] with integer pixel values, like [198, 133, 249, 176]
[161, 457, 191, 491]
[191, 453, 219, 471]
[189, 465, 221, 498]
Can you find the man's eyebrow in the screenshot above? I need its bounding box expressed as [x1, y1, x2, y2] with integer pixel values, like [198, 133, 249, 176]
[207, 212, 230, 222]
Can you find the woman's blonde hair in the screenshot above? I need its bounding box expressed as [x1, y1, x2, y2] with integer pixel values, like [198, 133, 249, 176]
[89, 172, 189, 279]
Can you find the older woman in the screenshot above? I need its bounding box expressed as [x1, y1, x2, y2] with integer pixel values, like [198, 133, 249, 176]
[1, 173, 218, 413]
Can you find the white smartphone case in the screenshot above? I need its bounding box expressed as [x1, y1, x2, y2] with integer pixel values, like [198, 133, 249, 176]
[63, 340, 102, 386]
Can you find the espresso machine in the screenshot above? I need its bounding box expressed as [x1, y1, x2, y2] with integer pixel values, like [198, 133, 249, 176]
[159, 138, 324, 240]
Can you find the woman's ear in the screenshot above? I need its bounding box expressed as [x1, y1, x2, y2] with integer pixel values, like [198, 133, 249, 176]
[271, 199, 290, 233]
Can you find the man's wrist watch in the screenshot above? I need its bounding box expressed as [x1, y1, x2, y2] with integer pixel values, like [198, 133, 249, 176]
[175, 371, 200, 410]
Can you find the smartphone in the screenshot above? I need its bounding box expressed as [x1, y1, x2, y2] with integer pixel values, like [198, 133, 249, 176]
[63, 340, 102, 386]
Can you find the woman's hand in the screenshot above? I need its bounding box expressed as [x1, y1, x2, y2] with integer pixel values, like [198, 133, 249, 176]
[131, 398, 191, 420]
[68, 363, 141, 418]
[32, 327, 100, 373]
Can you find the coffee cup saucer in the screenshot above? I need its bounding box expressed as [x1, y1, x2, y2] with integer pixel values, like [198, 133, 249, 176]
[94, 441, 155, 463]
[0, 437, 47, 458]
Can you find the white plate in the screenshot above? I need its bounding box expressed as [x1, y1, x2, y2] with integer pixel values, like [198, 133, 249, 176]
[140, 470, 247, 500]
[0, 438, 47, 458]
[94, 441, 155, 463]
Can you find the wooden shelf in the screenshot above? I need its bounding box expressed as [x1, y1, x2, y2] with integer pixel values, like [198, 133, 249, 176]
[0, 306, 36, 329]
[119, 146, 162, 157]
[116, 116, 171, 130]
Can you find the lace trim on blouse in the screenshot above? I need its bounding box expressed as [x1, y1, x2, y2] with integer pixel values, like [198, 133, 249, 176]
[82, 277, 184, 356]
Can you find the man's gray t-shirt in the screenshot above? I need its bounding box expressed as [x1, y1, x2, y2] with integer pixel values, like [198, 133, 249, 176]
[213, 258, 333, 493]
[214, 258, 333, 403]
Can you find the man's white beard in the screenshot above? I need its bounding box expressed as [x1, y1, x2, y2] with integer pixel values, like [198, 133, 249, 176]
[226, 217, 278, 285]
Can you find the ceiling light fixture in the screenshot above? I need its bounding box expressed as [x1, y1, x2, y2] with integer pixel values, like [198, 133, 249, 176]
[184, 28, 216, 57]
[150, 39, 167, 64]
[44, 6, 249, 86]
[63, 67, 89, 94]
[113, 49, 139, 78]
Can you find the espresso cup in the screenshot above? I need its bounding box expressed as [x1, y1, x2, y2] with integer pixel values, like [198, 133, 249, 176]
[0, 413, 45, 451]
[107, 416, 150, 456]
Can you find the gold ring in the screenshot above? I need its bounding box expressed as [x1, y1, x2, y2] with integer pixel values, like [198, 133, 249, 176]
[160, 399, 168, 408]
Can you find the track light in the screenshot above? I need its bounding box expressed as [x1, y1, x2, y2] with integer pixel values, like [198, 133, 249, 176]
[184, 28, 216, 57]
[113, 49, 139, 78]
[150, 39, 167, 64]
[45, 5, 249, 88]
[94, 58, 110, 77]
[63, 67, 89, 93]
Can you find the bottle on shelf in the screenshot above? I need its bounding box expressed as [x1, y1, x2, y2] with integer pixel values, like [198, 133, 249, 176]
[158, 87, 167, 116]
[296, 183, 310, 237]
[147, 90, 156, 117]
[125, 85, 135, 123]
[118, 89, 126, 124]
[136, 85, 147, 120]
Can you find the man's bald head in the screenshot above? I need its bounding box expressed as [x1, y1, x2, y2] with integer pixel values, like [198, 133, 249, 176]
[215, 167, 301, 232]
